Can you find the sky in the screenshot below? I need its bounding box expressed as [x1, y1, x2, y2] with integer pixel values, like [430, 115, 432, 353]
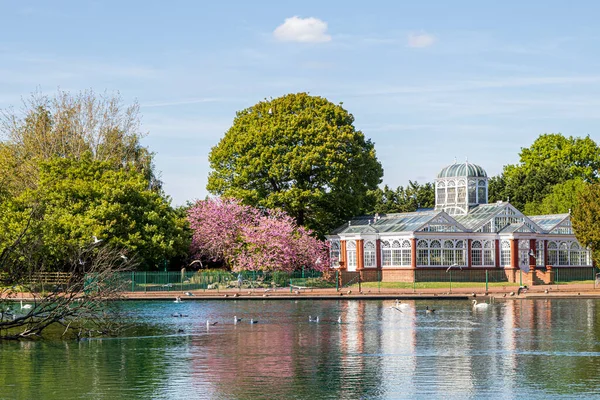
[2, 0, 600, 205]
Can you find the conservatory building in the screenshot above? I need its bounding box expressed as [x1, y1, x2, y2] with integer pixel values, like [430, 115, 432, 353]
[326, 161, 593, 284]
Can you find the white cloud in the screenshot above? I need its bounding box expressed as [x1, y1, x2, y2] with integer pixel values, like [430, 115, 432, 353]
[273, 16, 331, 43]
[407, 32, 436, 48]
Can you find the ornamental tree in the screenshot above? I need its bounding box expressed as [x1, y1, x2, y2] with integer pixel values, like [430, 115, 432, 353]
[207, 93, 383, 236]
[187, 198, 329, 272]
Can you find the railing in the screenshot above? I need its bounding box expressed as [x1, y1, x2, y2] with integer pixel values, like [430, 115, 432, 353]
[114, 270, 331, 292]
[554, 267, 597, 283]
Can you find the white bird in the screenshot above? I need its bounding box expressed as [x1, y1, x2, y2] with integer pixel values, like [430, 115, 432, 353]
[174, 297, 182, 303]
[184, 292, 194, 296]
[472, 299, 490, 310]
[92, 235, 103, 244]
[119, 254, 128, 261]
[20, 300, 32, 310]
[234, 316, 242, 324]
[337, 316, 342, 324]
[395, 300, 411, 310]
[250, 319, 258, 324]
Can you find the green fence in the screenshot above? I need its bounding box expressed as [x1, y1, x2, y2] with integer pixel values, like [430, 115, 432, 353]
[554, 267, 597, 283]
[115, 270, 330, 292]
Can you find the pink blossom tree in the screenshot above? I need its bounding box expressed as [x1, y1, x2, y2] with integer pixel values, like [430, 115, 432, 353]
[187, 198, 329, 272]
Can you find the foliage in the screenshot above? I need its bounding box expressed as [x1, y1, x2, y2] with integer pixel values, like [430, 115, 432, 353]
[0, 218, 135, 340]
[490, 134, 600, 212]
[366, 181, 434, 214]
[0, 155, 189, 271]
[0, 89, 158, 198]
[207, 93, 383, 236]
[523, 178, 589, 215]
[187, 197, 329, 272]
[572, 183, 600, 264]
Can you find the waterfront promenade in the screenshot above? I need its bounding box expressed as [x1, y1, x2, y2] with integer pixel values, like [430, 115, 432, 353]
[121, 283, 600, 300]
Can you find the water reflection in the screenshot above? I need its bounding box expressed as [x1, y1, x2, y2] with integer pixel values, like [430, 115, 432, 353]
[2, 299, 600, 399]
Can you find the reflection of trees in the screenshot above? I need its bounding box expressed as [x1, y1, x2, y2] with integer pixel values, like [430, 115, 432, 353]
[0, 336, 176, 399]
[516, 299, 600, 395]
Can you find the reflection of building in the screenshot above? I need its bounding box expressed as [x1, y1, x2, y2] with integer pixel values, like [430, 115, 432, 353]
[327, 161, 592, 283]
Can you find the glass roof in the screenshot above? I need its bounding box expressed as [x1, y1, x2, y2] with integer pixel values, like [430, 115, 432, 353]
[331, 211, 440, 234]
[330, 205, 570, 235]
[453, 203, 505, 230]
[528, 214, 569, 231]
[437, 162, 487, 179]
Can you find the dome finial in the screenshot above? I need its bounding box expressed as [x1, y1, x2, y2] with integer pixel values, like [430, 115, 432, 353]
[453, 157, 457, 164]
[465, 156, 469, 164]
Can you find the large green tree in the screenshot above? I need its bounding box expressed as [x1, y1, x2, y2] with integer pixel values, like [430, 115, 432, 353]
[0, 155, 189, 271]
[572, 183, 600, 265]
[207, 93, 383, 235]
[489, 134, 600, 213]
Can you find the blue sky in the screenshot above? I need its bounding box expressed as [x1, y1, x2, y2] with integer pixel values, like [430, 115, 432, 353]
[2, 1, 600, 205]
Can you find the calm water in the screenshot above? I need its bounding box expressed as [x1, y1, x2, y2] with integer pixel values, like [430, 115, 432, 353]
[2, 298, 600, 399]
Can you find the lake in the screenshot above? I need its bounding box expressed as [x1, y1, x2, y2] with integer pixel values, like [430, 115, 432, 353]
[1, 298, 600, 399]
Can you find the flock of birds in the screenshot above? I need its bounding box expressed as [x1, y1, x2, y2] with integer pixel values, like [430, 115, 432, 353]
[169, 297, 494, 332]
[388, 298, 491, 314]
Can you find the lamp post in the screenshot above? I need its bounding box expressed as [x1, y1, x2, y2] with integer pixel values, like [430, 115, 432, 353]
[446, 263, 460, 293]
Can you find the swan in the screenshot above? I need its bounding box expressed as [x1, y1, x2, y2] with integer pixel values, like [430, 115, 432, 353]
[472, 300, 489, 310]
[20, 300, 32, 310]
[206, 320, 218, 326]
[234, 316, 242, 324]
[250, 319, 258, 324]
[395, 300, 411, 310]
[174, 297, 182, 303]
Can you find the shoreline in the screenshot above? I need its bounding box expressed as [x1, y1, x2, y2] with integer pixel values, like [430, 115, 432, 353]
[120, 283, 600, 301]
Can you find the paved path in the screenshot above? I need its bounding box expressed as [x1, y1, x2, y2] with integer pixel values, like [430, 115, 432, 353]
[122, 283, 600, 301]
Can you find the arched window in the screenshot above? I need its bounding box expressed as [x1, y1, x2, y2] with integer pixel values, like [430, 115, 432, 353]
[518, 240, 530, 268]
[559, 242, 569, 265]
[392, 240, 402, 266]
[483, 241, 495, 266]
[381, 239, 412, 267]
[436, 182, 446, 207]
[501, 240, 511, 266]
[478, 180, 487, 204]
[468, 180, 477, 204]
[548, 242, 558, 266]
[401, 240, 412, 266]
[417, 240, 429, 266]
[535, 240, 544, 267]
[381, 240, 391, 267]
[346, 241, 357, 269]
[364, 241, 376, 267]
[330, 241, 340, 267]
[471, 240, 483, 266]
[430, 240, 442, 266]
[457, 180, 466, 204]
[447, 181, 456, 205]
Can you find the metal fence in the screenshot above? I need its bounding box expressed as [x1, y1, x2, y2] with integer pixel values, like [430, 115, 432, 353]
[554, 267, 597, 283]
[115, 269, 330, 292]
[108, 267, 598, 293]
